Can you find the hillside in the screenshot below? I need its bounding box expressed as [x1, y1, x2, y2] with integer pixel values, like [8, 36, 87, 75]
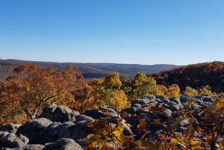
[0, 61, 16, 80]
[0, 59, 178, 80]
[149, 61, 224, 93]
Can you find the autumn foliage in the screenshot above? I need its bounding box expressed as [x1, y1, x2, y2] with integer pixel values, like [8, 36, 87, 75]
[1, 64, 217, 124]
[0, 63, 223, 149]
[85, 98, 224, 150]
[0, 64, 93, 123]
[150, 61, 224, 93]
[121, 72, 182, 100]
[91, 72, 130, 110]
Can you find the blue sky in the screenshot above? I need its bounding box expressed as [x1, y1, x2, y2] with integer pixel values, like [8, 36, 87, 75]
[0, 0, 223, 65]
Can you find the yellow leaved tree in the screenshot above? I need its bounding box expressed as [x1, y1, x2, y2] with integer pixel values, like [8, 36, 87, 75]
[166, 84, 181, 97]
[183, 86, 199, 96]
[91, 72, 130, 110]
[129, 72, 157, 100]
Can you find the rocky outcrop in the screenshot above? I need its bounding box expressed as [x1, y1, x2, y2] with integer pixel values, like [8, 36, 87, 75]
[16, 118, 52, 144]
[38, 104, 79, 123]
[0, 131, 28, 148]
[40, 122, 76, 144]
[43, 138, 83, 150]
[18, 144, 45, 150]
[0, 95, 217, 149]
[1, 123, 21, 134]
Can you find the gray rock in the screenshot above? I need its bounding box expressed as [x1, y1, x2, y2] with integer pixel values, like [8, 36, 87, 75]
[163, 109, 172, 118]
[142, 95, 156, 101]
[132, 103, 142, 108]
[155, 98, 164, 103]
[156, 95, 166, 99]
[195, 99, 203, 105]
[203, 102, 213, 106]
[18, 134, 29, 145]
[176, 127, 187, 133]
[180, 95, 191, 104]
[43, 138, 83, 150]
[131, 99, 151, 107]
[160, 97, 170, 103]
[202, 96, 215, 103]
[148, 101, 157, 105]
[1, 124, 21, 134]
[0, 131, 27, 148]
[99, 105, 119, 117]
[83, 109, 106, 119]
[18, 144, 45, 150]
[121, 108, 134, 115]
[180, 119, 190, 127]
[16, 118, 52, 144]
[169, 97, 181, 105]
[75, 115, 95, 122]
[154, 111, 169, 121]
[38, 104, 78, 123]
[172, 102, 183, 109]
[99, 105, 119, 112]
[130, 106, 142, 114]
[164, 103, 180, 111]
[71, 124, 93, 141]
[41, 122, 75, 144]
[75, 120, 89, 126]
[141, 112, 155, 121]
[194, 96, 203, 99]
[192, 104, 201, 109]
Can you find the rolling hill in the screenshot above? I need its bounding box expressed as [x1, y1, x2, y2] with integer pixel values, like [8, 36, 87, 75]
[0, 59, 178, 80]
[149, 61, 224, 93]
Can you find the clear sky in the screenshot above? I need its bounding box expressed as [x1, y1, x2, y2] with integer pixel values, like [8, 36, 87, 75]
[0, 0, 223, 65]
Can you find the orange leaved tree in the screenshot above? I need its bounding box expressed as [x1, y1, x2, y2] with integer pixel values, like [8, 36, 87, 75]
[0, 64, 93, 123]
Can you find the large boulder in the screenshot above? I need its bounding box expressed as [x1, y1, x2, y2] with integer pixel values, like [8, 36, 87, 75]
[131, 95, 156, 107]
[162, 103, 181, 111]
[1, 124, 21, 133]
[121, 108, 135, 115]
[155, 98, 164, 103]
[175, 119, 190, 133]
[76, 115, 95, 123]
[41, 122, 75, 144]
[71, 124, 93, 141]
[16, 118, 52, 144]
[0, 131, 28, 148]
[179, 119, 190, 128]
[169, 97, 181, 105]
[43, 138, 83, 150]
[202, 96, 215, 105]
[38, 104, 79, 123]
[131, 99, 151, 107]
[18, 144, 45, 150]
[163, 109, 172, 118]
[43, 121, 92, 143]
[142, 95, 156, 101]
[99, 105, 119, 117]
[83, 109, 107, 119]
[180, 95, 191, 104]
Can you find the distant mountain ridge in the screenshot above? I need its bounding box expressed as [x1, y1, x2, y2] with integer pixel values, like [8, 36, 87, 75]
[0, 59, 179, 80]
